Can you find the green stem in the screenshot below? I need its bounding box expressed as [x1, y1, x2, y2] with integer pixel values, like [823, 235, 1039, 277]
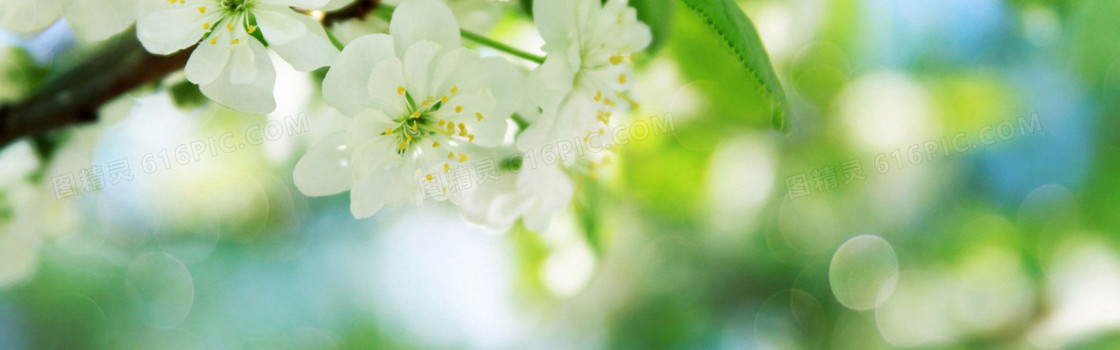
[460, 30, 545, 64]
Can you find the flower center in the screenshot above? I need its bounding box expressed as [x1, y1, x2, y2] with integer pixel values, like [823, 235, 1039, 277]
[220, 0, 255, 14]
[387, 85, 482, 171]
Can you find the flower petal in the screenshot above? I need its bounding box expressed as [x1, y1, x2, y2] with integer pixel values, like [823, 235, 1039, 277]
[389, 0, 460, 56]
[532, 0, 580, 47]
[137, 0, 217, 55]
[518, 163, 573, 232]
[61, 0, 135, 42]
[198, 40, 277, 113]
[293, 131, 353, 196]
[184, 35, 233, 85]
[0, 0, 60, 34]
[365, 58, 409, 117]
[267, 11, 338, 71]
[322, 34, 396, 116]
[261, 0, 331, 10]
[400, 40, 441, 99]
[253, 6, 308, 46]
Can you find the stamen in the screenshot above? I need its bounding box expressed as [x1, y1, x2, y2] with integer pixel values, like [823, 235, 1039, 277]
[459, 154, 468, 162]
[455, 106, 463, 113]
[432, 141, 440, 148]
[450, 85, 459, 94]
[619, 73, 627, 84]
[448, 152, 455, 159]
[385, 128, 393, 135]
[475, 113, 484, 121]
[426, 174, 433, 181]
[397, 86, 406, 95]
[198, 6, 207, 14]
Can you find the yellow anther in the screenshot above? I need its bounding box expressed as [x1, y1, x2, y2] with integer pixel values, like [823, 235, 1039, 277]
[619, 73, 627, 84]
[398, 142, 407, 150]
[444, 163, 450, 172]
[209, 37, 217, 45]
[426, 174, 433, 181]
[198, 6, 206, 14]
[458, 123, 468, 136]
[441, 96, 449, 103]
[405, 134, 412, 142]
[411, 111, 421, 119]
[203, 22, 211, 30]
[227, 22, 234, 31]
[438, 120, 446, 127]
[231, 39, 239, 45]
[397, 86, 406, 95]
[450, 85, 459, 94]
[411, 123, 417, 131]
[422, 99, 430, 106]
[594, 91, 602, 102]
[609, 55, 623, 65]
[604, 98, 616, 106]
[385, 128, 393, 135]
[442, 187, 447, 193]
[448, 151, 455, 159]
[468, 134, 475, 142]
[447, 122, 456, 133]
[455, 106, 463, 113]
[599, 128, 605, 135]
[459, 154, 468, 162]
[432, 141, 440, 148]
[475, 112, 484, 121]
[248, 26, 257, 34]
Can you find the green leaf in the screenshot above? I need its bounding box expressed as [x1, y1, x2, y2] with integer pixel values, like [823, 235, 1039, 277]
[168, 79, 207, 110]
[677, 0, 789, 131]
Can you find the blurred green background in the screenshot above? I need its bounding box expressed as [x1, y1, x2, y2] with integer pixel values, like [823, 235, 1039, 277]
[2, 0, 1120, 348]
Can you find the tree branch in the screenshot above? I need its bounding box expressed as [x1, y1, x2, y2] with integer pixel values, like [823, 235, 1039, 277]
[0, 0, 379, 149]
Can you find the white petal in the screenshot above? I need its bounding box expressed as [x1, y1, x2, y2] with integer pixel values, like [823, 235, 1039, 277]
[267, 12, 338, 71]
[293, 131, 353, 196]
[199, 40, 277, 113]
[61, 0, 135, 42]
[253, 6, 308, 46]
[532, 0, 579, 47]
[0, 0, 60, 33]
[320, 0, 356, 11]
[228, 40, 258, 84]
[349, 167, 391, 218]
[137, 1, 217, 55]
[322, 34, 396, 116]
[480, 57, 524, 121]
[261, 0, 331, 10]
[184, 37, 233, 85]
[389, 0, 460, 56]
[518, 164, 572, 232]
[344, 108, 395, 147]
[400, 40, 441, 99]
[365, 58, 409, 117]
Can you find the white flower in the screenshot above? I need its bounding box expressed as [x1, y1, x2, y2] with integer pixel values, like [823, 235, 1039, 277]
[0, 0, 135, 42]
[519, 0, 650, 153]
[293, 0, 522, 218]
[459, 158, 573, 233]
[137, 0, 339, 113]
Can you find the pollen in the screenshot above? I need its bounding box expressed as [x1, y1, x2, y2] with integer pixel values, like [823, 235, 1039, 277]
[405, 134, 412, 143]
[459, 154, 468, 162]
[231, 39, 239, 45]
[444, 163, 450, 172]
[450, 85, 459, 94]
[411, 111, 421, 119]
[398, 142, 407, 150]
[594, 91, 602, 102]
[609, 55, 623, 65]
[475, 113, 484, 121]
[448, 151, 455, 159]
[426, 174, 433, 181]
[467, 134, 475, 142]
[619, 73, 627, 84]
[209, 37, 217, 45]
[198, 6, 206, 14]
[455, 106, 463, 113]
[248, 26, 257, 34]
[438, 120, 446, 126]
[441, 96, 449, 103]
[385, 128, 393, 135]
[432, 141, 440, 148]
[203, 22, 211, 30]
[227, 22, 235, 31]
[397, 86, 406, 95]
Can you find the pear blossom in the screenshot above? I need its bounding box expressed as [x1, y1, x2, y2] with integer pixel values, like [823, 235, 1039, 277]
[519, 0, 651, 154]
[293, 0, 522, 218]
[0, 0, 135, 42]
[136, 0, 339, 113]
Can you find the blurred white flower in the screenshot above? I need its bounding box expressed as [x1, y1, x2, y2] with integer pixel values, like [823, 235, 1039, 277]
[137, 0, 338, 113]
[518, 0, 650, 154]
[0, 0, 134, 42]
[458, 157, 573, 233]
[294, 0, 522, 218]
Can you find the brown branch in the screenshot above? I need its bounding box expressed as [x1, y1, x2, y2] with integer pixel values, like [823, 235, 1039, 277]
[0, 0, 379, 149]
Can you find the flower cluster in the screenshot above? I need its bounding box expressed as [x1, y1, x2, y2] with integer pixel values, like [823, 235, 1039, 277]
[2, 0, 650, 233]
[299, 0, 650, 231]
